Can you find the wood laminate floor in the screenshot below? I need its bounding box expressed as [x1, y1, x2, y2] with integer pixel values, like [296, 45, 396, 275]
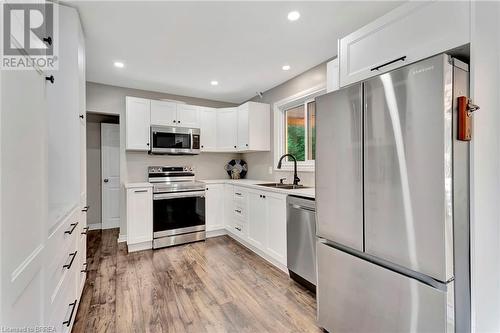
[72, 229, 321, 333]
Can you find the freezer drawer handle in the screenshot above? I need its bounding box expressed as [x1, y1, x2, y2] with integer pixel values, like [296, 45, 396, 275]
[371, 56, 406, 71]
[291, 204, 315, 213]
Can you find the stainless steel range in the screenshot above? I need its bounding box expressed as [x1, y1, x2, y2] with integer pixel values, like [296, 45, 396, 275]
[149, 166, 206, 249]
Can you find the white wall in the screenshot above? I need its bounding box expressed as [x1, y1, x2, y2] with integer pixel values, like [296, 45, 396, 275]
[470, 2, 500, 332]
[243, 61, 328, 186]
[86, 82, 239, 239]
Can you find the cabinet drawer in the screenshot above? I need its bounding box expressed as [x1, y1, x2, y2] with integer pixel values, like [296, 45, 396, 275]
[47, 234, 78, 305]
[46, 246, 79, 333]
[233, 187, 247, 200]
[233, 204, 247, 220]
[233, 220, 247, 238]
[47, 208, 80, 259]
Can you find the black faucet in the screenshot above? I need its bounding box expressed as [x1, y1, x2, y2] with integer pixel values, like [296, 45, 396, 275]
[277, 154, 300, 186]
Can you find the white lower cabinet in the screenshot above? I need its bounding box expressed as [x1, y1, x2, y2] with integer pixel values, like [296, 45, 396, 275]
[205, 184, 225, 231]
[126, 187, 153, 252]
[247, 191, 267, 249]
[224, 186, 287, 268]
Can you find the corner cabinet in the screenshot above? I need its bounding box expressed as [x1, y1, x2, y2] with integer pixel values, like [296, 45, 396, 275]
[126, 97, 151, 151]
[237, 102, 270, 152]
[339, 1, 470, 87]
[126, 186, 153, 252]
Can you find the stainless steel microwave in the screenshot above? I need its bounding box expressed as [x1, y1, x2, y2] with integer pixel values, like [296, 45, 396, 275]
[150, 125, 200, 155]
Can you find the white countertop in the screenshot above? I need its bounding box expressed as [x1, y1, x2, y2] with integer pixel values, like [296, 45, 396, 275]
[125, 179, 315, 198]
[200, 179, 315, 199]
[125, 182, 153, 189]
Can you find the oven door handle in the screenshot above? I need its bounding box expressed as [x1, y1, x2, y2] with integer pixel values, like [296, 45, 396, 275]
[153, 191, 205, 200]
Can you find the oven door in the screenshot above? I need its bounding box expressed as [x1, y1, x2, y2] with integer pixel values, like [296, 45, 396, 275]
[153, 190, 205, 238]
[150, 126, 200, 155]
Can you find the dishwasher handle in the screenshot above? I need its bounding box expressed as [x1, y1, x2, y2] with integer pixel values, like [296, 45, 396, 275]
[291, 203, 316, 213]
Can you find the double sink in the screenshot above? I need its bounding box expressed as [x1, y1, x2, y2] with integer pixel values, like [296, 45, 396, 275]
[257, 183, 308, 190]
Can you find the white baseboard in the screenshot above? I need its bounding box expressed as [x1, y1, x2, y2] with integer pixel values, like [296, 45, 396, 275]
[225, 229, 288, 273]
[117, 234, 127, 243]
[127, 241, 152, 253]
[88, 223, 102, 230]
[206, 228, 227, 238]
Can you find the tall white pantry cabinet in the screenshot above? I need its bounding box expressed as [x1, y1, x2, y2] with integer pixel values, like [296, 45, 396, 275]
[0, 4, 87, 331]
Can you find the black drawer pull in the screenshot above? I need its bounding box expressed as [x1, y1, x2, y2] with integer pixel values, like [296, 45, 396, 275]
[81, 227, 89, 235]
[235, 192, 242, 196]
[235, 226, 242, 232]
[63, 251, 77, 269]
[235, 209, 242, 214]
[63, 300, 77, 327]
[65, 222, 78, 234]
[81, 262, 88, 273]
[82, 205, 89, 212]
[45, 75, 55, 84]
[371, 56, 406, 72]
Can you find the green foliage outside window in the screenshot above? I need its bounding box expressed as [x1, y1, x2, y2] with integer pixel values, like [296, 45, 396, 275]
[287, 125, 305, 161]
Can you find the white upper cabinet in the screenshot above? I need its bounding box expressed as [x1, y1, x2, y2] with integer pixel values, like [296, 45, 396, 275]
[126, 97, 151, 151]
[200, 107, 217, 151]
[125, 97, 270, 153]
[237, 102, 270, 152]
[339, 1, 470, 87]
[150, 100, 177, 126]
[216, 107, 238, 151]
[177, 104, 200, 128]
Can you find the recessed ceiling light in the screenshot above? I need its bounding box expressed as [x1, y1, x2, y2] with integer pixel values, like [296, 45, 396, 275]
[210, 80, 219, 86]
[282, 65, 291, 71]
[114, 61, 124, 68]
[287, 11, 300, 21]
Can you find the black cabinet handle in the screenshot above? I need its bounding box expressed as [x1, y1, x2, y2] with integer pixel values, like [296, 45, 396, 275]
[246, 144, 249, 147]
[81, 227, 89, 235]
[45, 75, 54, 84]
[146, 143, 150, 146]
[234, 145, 237, 148]
[201, 145, 204, 148]
[79, 114, 84, 119]
[81, 262, 88, 273]
[82, 205, 89, 212]
[43, 36, 52, 45]
[63, 300, 77, 327]
[371, 56, 406, 72]
[235, 209, 242, 213]
[65, 222, 78, 234]
[63, 251, 77, 269]
[173, 120, 177, 123]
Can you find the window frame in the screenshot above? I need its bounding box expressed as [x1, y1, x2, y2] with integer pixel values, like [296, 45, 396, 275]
[273, 84, 326, 172]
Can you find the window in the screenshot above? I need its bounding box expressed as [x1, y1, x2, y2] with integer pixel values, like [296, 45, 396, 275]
[274, 85, 325, 172]
[284, 101, 316, 162]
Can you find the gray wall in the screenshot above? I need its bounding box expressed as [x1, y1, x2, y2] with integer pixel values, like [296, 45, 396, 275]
[242, 61, 327, 186]
[86, 82, 239, 238]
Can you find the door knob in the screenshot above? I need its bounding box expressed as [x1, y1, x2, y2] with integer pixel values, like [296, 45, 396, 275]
[103, 179, 109, 183]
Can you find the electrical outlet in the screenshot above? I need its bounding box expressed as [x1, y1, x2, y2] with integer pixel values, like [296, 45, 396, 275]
[268, 166, 273, 174]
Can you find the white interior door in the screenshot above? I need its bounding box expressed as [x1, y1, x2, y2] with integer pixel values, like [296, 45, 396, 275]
[101, 123, 120, 229]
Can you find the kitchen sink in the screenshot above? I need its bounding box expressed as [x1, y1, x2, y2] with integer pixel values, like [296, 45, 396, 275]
[256, 183, 308, 190]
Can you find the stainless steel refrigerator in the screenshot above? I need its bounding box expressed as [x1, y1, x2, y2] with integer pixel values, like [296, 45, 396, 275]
[315, 54, 470, 332]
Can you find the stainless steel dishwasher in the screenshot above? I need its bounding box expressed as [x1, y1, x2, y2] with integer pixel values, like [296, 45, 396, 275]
[287, 195, 316, 291]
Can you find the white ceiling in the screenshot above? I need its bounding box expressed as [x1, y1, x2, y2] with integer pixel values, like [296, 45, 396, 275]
[71, 1, 403, 103]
